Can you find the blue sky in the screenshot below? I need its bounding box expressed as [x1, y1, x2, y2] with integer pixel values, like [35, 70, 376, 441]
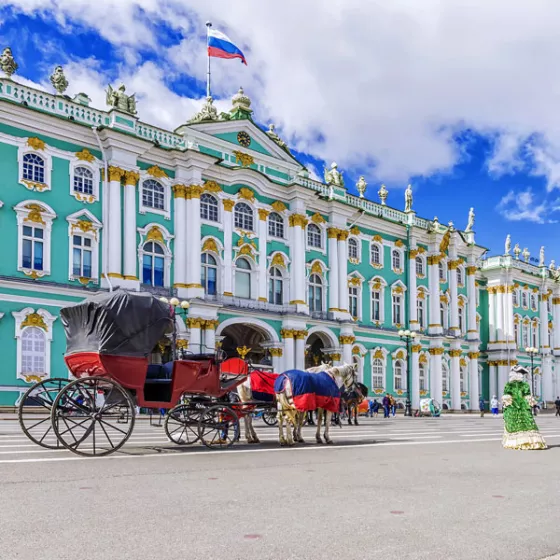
[1, 1, 559, 264]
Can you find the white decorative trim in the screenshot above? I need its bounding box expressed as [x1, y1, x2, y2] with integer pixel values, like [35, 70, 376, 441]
[306, 259, 328, 312]
[66, 209, 103, 283]
[347, 235, 361, 264]
[138, 172, 171, 220]
[369, 275, 387, 324]
[137, 223, 174, 287]
[306, 325, 339, 348]
[391, 247, 404, 275]
[370, 346, 389, 391]
[233, 253, 258, 299]
[17, 138, 53, 193]
[369, 240, 384, 268]
[12, 307, 56, 383]
[69, 156, 100, 204]
[14, 200, 57, 278]
[216, 316, 280, 343]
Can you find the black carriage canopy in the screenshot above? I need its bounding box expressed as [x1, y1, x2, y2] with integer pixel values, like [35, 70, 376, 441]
[60, 290, 174, 357]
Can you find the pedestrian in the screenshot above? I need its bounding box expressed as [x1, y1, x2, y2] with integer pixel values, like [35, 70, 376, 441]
[372, 399, 380, 418]
[490, 395, 499, 417]
[390, 395, 397, 417]
[367, 399, 375, 418]
[382, 393, 390, 418]
[479, 395, 485, 418]
[555, 396, 560, 417]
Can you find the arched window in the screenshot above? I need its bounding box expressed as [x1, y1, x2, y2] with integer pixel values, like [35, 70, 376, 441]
[457, 267, 464, 285]
[22, 225, 44, 271]
[308, 274, 323, 312]
[142, 242, 165, 287]
[458, 305, 465, 334]
[268, 267, 284, 305]
[522, 324, 529, 348]
[440, 302, 446, 327]
[201, 253, 217, 295]
[532, 325, 538, 348]
[268, 212, 284, 238]
[513, 289, 519, 306]
[234, 203, 254, 231]
[442, 362, 449, 392]
[439, 262, 445, 281]
[419, 363, 427, 391]
[235, 257, 252, 299]
[348, 238, 359, 260]
[72, 235, 92, 278]
[307, 224, 322, 249]
[142, 179, 165, 210]
[372, 358, 384, 389]
[459, 366, 467, 393]
[348, 285, 359, 318]
[200, 193, 219, 222]
[522, 291, 528, 308]
[22, 327, 46, 375]
[514, 321, 520, 347]
[530, 294, 537, 311]
[73, 166, 94, 195]
[394, 360, 404, 390]
[417, 297, 425, 328]
[371, 289, 381, 322]
[392, 249, 401, 270]
[416, 256, 424, 276]
[23, 153, 45, 183]
[371, 243, 381, 264]
[392, 292, 402, 325]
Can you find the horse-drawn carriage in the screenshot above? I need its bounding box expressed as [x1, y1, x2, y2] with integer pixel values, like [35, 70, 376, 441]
[18, 290, 261, 456]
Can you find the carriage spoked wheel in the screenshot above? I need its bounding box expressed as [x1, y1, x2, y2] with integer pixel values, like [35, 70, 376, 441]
[51, 376, 135, 457]
[198, 405, 240, 449]
[18, 378, 69, 449]
[262, 409, 278, 426]
[164, 404, 203, 445]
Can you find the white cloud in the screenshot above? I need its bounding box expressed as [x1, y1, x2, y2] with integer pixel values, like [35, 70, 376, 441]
[496, 187, 559, 224]
[6, 0, 560, 185]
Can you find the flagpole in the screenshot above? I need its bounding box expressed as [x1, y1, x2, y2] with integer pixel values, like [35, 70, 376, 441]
[206, 21, 212, 98]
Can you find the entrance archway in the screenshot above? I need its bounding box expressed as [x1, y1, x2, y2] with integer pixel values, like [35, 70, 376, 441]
[305, 327, 339, 369]
[217, 320, 276, 366]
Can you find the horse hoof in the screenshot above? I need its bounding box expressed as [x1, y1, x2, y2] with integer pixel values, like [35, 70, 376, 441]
[316, 437, 323, 444]
[298, 438, 305, 444]
[326, 439, 334, 445]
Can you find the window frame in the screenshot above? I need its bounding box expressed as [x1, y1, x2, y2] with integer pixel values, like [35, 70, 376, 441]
[234, 202, 255, 232]
[201, 252, 218, 296]
[18, 142, 53, 193]
[268, 266, 284, 305]
[138, 176, 171, 219]
[415, 255, 425, 277]
[306, 223, 323, 250]
[200, 193, 220, 223]
[137, 223, 173, 288]
[67, 210, 102, 283]
[370, 242, 383, 266]
[235, 256, 254, 299]
[308, 273, 324, 312]
[268, 212, 285, 239]
[69, 157, 100, 203]
[393, 359, 405, 392]
[391, 248, 402, 273]
[348, 237, 360, 262]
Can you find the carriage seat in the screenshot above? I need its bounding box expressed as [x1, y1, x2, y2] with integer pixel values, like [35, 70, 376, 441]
[183, 353, 215, 361]
[146, 362, 174, 381]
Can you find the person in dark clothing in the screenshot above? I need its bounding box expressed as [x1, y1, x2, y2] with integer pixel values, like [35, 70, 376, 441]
[555, 396, 560, 417]
[479, 396, 485, 418]
[382, 394, 391, 418]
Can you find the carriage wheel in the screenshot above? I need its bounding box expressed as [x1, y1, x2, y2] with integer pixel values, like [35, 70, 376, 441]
[164, 404, 202, 445]
[262, 409, 278, 426]
[51, 377, 135, 457]
[198, 405, 240, 449]
[18, 378, 69, 449]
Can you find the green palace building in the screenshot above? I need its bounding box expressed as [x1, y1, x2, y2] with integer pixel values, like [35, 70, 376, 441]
[0, 49, 559, 409]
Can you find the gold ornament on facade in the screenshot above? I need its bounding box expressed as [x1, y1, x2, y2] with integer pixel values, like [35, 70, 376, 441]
[24, 374, 45, 384]
[124, 170, 140, 186]
[27, 137, 45, 151]
[338, 230, 349, 241]
[310, 261, 323, 275]
[412, 344, 422, 353]
[447, 259, 461, 270]
[460, 357, 468, 367]
[417, 290, 425, 300]
[350, 226, 360, 235]
[439, 230, 451, 254]
[176, 339, 189, 350]
[22, 180, 48, 192]
[186, 317, 204, 329]
[238, 244, 254, 257]
[372, 349, 385, 360]
[108, 166, 125, 182]
[24, 270, 44, 279]
[392, 285, 404, 294]
[238, 187, 255, 202]
[21, 312, 48, 331]
[75, 149, 95, 162]
[339, 335, 356, 345]
[395, 239, 404, 248]
[327, 227, 340, 239]
[289, 214, 308, 228]
[352, 346, 362, 355]
[348, 276, 361, 287]
[466, 266, 477, 276]
[310, 212, 326, 224]
[146, 165, 168, 178]
[233, 150, 254, 167]
[204, 319, 220, 330]
[271, 253, 286, 267]
[236, 346, 251, 359]
[24, 204, 45, 225]
[280, 329, 295, 339]
[468, 352, 480, 359]
[146, 226, 164, 243]
[222, 199, 235, 211]
[371, 280, 382, 291]
[186, 184, 203, 199]
[271, 200, 287, 213]
[373, 234, 382, 242]
[330, 353, 342, 362]
[269, 348, 283, 357]
[203, 180, 221, 193]
[258, 208, 270, 221]
[429, 347, 444, 355]
[202, 238, 219, 254]
[395, 349, 406, 360]
[172, 184, 188, 199]
[294, 330, 308, 340]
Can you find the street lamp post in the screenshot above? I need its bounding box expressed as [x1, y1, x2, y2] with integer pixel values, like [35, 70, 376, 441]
[160, 297, 190, 360]
[525, 346, 538, 416]
[398, 329, 417, 417]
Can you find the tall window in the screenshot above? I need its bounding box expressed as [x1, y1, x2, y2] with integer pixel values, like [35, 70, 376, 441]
[513, 289, 519, 306]
[308, 274, 323, 312]
[522, 292, 528, 308]
[72, 235, 92, 278]
[457, 267, 464, 285]
[460, 367, 466, 392]
[22, 225, 44, 271]
[142, 242, 165, 287]
[268, 267, 283, 305]
[73, 166, 94, 195]
[21, 327, 46, 375]
[371, 290, 381, 322]
[392, 250, 401, 270]
[348, 238, 359, 260]
[371, 244, 381, 264]
[419, 363, 427, 391]
[22, 153, 45, 183]
[307, 224, 322, 249]
[440, 302, 446, 327]
[514, 322, 520, 347]
[417, 298, 425, 328]
[394, 360, 404, 390]
[392, 294, 402, 325]
[522, 325, 529, 348]
[442, 363, 449, 392]
[532, 325, 538, 349]
[268, 212, 284, 238]
[201, 253, 217, 295]
[200, 193, 219, 222]
[142, 179, 165, 210]
[416, 256, 424, 276]
[349, 285, 359, 318]
[439, 262, 445, 281]
[234, 203, 254, 231]
[235, 258, 252, 299]
[458, 306, 465, 334]
[530, 294, 537, 311]
[372, 358, 384, 389]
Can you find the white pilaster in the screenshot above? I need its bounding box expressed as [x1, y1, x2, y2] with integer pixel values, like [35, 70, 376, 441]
[327, 228, 339, 311]
[188, 321, 202, 354]
[466, 265, 478, 340]
[281, 330, 295, 371]
[468, 351, 480, 411]
[337, 231, 349, 313]
[408, 249, 418, 328]
[289, 214, 308, 312]
[429, 342, 443, 402]
[107, 166, 123, 280]
[185, 185, 203, 298]
[497, 364, 508, 397]
[488, 288, 496, 342]
[203, 321, 217, 354]
[496, 287, 504, 342]
[123, 170, 139, 284]
[294, 333, 306, 371]
[448, 260, 459, 335]
[257, 209, 269, 302]
[411, 345, 420, 410]
[223, 200, 234, 296]
[489, 363, 497, 401]
[540, 296, 549, 352]
[554, 293, 560, 353]
[450, 344, 462, 411]
[428, 255, 442, 335]
[505, 285, 514, 343]
[172, 186, 187, 294]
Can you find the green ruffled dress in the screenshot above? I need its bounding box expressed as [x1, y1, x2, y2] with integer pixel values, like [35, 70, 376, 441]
[502, 380, 547, 450]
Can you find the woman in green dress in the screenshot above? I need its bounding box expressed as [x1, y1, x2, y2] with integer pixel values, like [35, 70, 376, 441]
[502, 365, 547, 450]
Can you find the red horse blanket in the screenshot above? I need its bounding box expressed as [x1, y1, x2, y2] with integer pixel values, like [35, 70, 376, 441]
[250, 370, 279, 402]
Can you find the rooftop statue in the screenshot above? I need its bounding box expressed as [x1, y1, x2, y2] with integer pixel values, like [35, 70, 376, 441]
[189, 96, 219, 123]
[513, 243, 521, 259]
[465, 207, 475, 232]
[378, 184, 388, 205]
[106, 84, 137, 115]
[266, 124, 291, 153]
[549, 260, 556, 271]
[522, 247, 530, 263]
[539, 246, 545, 267]
[324, 162, 344, 188]
[356, 176, 367, 198]
[505, 234, 511, 255]
[50, 65, 68, 95]
[404, 184, 413, 212]
[0, 47, 17, 78]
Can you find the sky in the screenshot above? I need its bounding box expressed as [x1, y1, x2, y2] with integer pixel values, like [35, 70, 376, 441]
[1, 1, 559, 264]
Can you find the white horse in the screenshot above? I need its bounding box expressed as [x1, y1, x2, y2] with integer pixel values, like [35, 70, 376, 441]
[276, 363, 358, 446]
[236, 376, 262, 444]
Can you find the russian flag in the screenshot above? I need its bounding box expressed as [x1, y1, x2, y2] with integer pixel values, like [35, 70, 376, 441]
[208, 28, 247, 65]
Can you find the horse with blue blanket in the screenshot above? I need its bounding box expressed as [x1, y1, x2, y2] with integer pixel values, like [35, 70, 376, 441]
[275, 363, 358, 446]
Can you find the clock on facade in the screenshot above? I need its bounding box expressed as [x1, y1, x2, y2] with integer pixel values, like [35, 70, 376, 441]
[237, 131, 251, 148]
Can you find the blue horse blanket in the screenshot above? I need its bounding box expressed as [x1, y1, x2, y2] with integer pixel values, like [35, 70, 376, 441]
[274, 369, 341, 413]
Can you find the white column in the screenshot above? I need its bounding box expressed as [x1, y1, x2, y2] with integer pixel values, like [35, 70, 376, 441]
[428, 256, 441, 334]
[123, 170, 138, 282]
[107, 166, 123, 279]
[505, 285, 514, 343]
[408, 250, 418, 328]
[466, 266, 477, 340]
[496, 287, 504, 342]
[337, 231, 348, 312]
[468, 351, 480, 411]
[185, 186, 203, 297]
[327, 227, 339, 311]
[488, 288, 496, 342]
[542, 355, 553, 402]
[448, 260, 459, 334]
[270, 349, 283, 373]
[411, 345, 420, 410]
[340, 335, 354, 365]
[497, 363, 508, 397]
[172, 185, 187, 290]
[281, 330, 295, 371]
[429, 344, 443, 402]
[450, 346, 462, 411]
[257, 209, 269, 302]
[294, 332, 306, 370]
[540, 296, 549, 351]
[553, 294, 560, 352]
[222, 200, 234, 295]
[188, 319, 202, 354]
[289, 215, 307, 310]
[203, 320, 217, 353]
[489, 362, 497, 401]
